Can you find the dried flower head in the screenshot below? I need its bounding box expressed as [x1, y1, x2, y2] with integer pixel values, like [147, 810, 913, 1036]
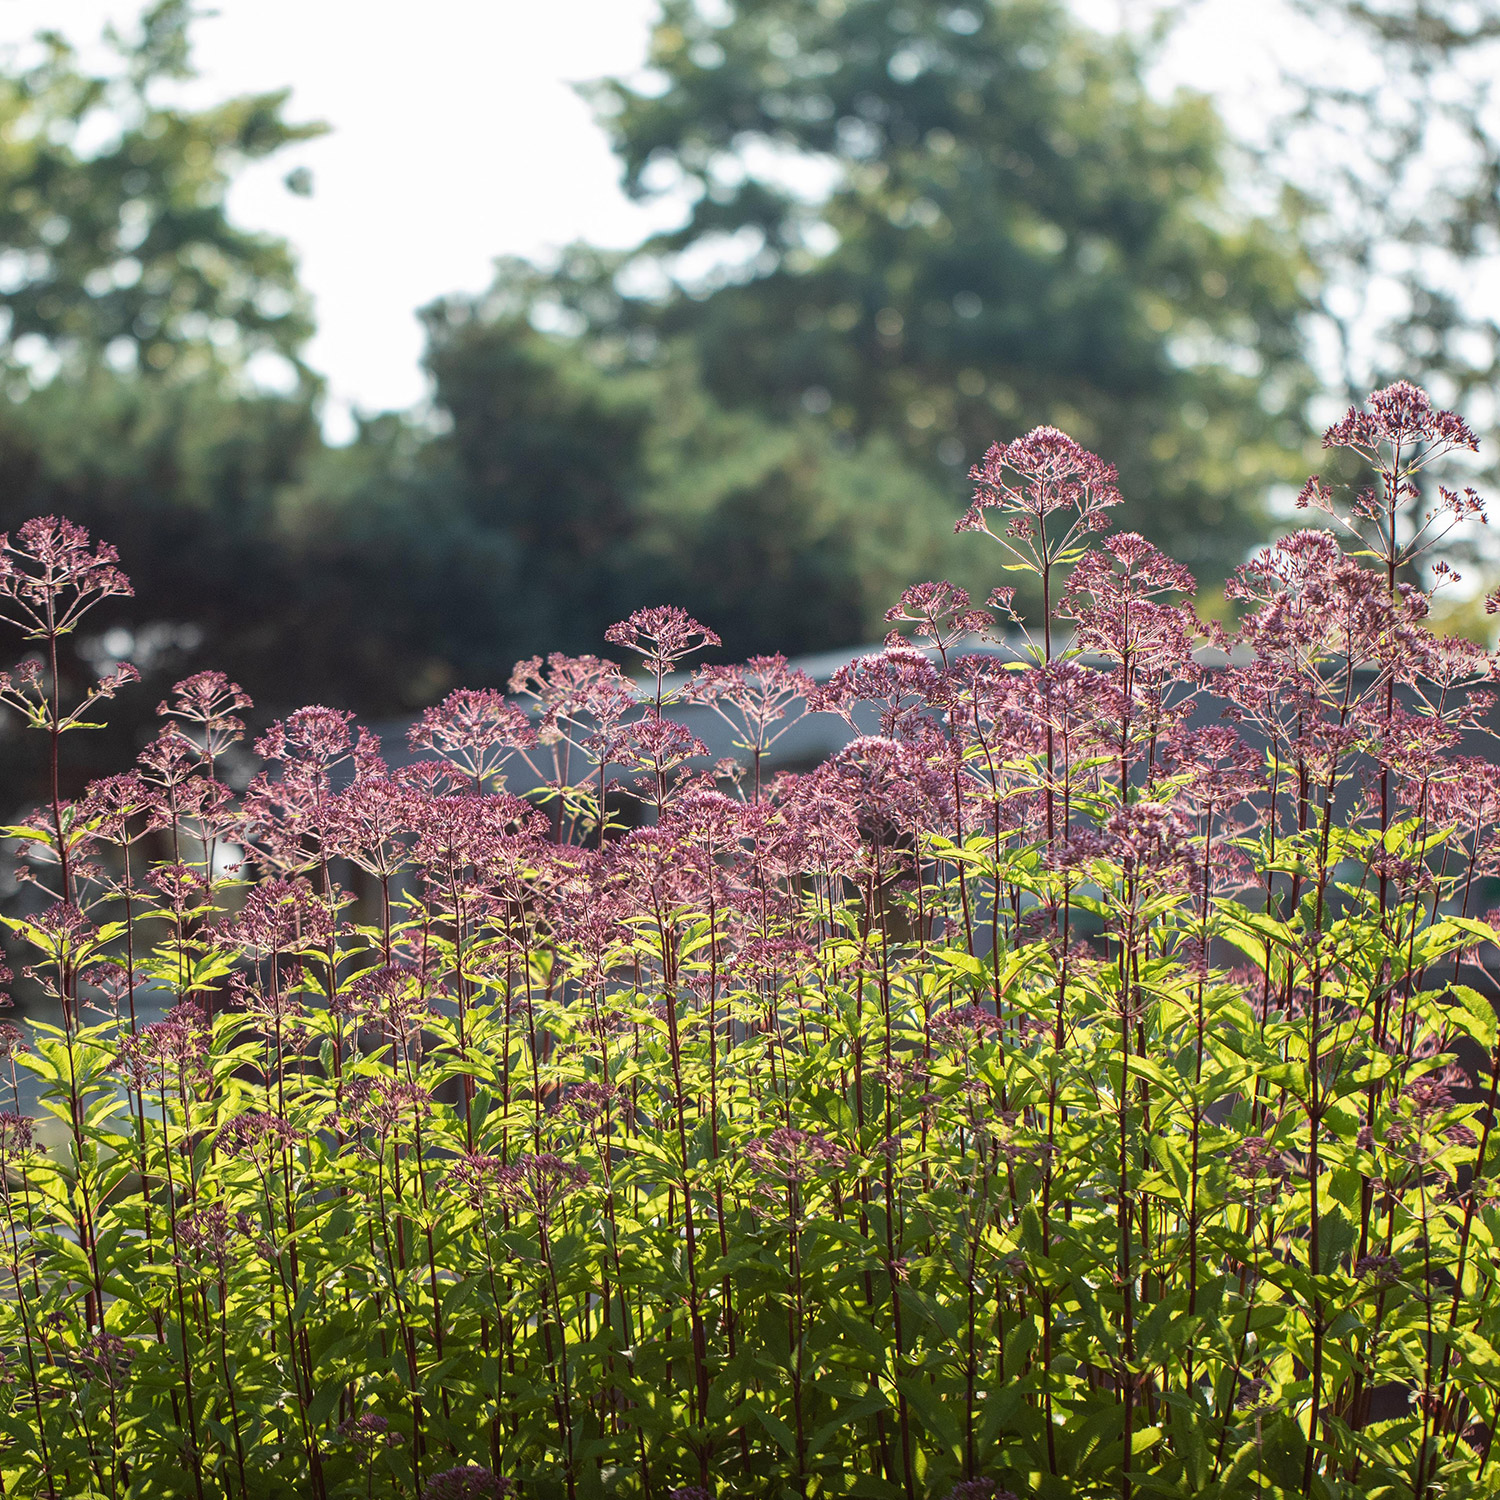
[175, 1202, 234, 1273]
[0, 1112, 35, 1166]
[218, 1112, 302, 1161]
[1228, 1135, 1288, 1185]
[76, 1331, 135, 1390]
[744, 1127, 849, 1186]
[495, 1153, 589, 1222]
[115, 1001, 209, 1091]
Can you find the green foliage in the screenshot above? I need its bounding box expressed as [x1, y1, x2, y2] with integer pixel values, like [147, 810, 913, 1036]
[416, 289, 958, 664]
[3, 771, 1499, 1497]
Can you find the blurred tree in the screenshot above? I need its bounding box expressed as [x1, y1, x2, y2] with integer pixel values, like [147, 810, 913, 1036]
[0, 0, 1394, 791]
[531, 0, 1320, 571]
[413, 279, 953, 666]
[1273, 0, 1500, 425]
[0, 0, 321, 385]
[415, 291, 653, 660]
[634, 364, 952, 654]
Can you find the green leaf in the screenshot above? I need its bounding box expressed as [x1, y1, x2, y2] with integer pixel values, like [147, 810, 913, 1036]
[1450, 985, 1498, 1050]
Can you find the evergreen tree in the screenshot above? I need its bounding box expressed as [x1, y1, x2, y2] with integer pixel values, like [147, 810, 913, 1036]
[540, 0, 1318, 569]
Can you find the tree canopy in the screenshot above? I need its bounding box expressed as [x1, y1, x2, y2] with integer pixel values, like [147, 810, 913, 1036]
[550, 0, 1317, 567]
[1273, 0, 1500, 432]
[0, 0, 320, 386]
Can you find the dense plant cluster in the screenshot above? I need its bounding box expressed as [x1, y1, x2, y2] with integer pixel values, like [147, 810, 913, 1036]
[1, 382, 1499, 1498]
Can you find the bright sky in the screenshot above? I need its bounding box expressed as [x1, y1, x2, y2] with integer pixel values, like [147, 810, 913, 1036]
[0, 0, 1399, 439]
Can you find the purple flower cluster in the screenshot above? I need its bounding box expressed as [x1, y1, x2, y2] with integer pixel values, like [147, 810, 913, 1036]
[420, 1465, 512, 1500]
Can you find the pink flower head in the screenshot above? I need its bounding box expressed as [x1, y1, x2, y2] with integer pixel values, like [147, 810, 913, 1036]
[562, 1079, 627, 1123]
[158, 671, 252, 733]
[509, 653, 639, 780]
[136, 725, 201, 792]
[1230, 528, 1428, 674]
[829, 734, 953, 841]
[446, 1151, 508, 1208]
[421, 1467, 513, 1500]
[813, 644, 942, 740]
[148, 861, 214, 921]
[0, 516, 133, 639]
[230, 877, 335, 957]
[510, 651, 629, 712]
[0, 1112, 35, 1164]
[83, 772, 156, 841]
[931, 1003, 1005, 1047]
[335, 1413, 405, 1452]
[885, 580, 994, 657]
[345, 963, 432, 1039]
[218, 1111, 301, 1160]
[115, 1001, 209, 1090]
[246, 711, 384, 868]
[605, 606, 721, 680]
[175, 1201, 234, 1272]
[1229, 1135, 1289, 1183]
[94, 661, 141, 699]
[345, 1080, 432, 1139]
[744, 1126, 849, 1185]
[958, 426, 1121, 537]
[393, 758, 469, 797]
[767, 765, 865, 879]
[408, 688, 538, 790]
[328, 775, 414, 878]
[1102, 800, 1194, 879]
[1156, 726, 1259, 810]
[1300, 383, 1490, 578]
[1436, 485, 1487, 523]
[622, 711, 710, 770]
[26, 901, 92, 961]
[684, 653, 814, 776]
[617, 710, 712, 814]
[1060, 534, 1200, 673]
[495, 1152, 589, 1222]
[76, 1331, 134, 1390]
[1323, 380, 1477, 457]
[255, 706, 358, 766]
